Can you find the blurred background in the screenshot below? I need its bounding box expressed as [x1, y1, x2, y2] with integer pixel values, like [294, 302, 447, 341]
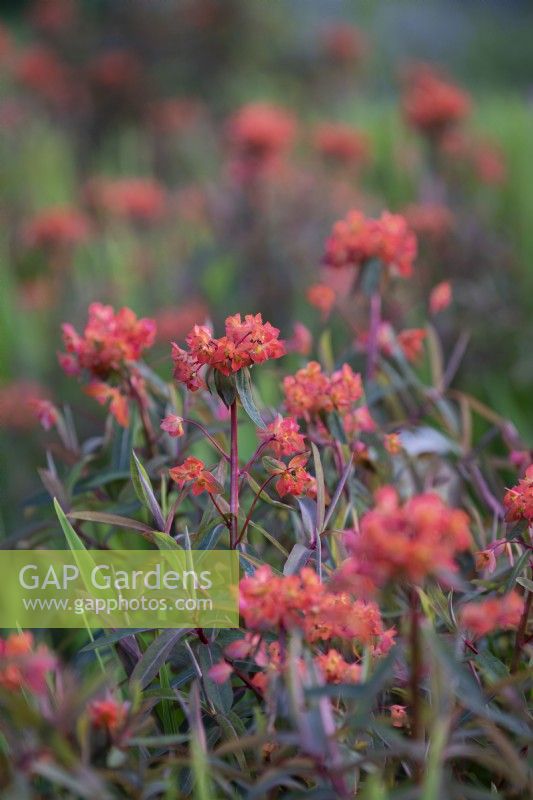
[1, 0, 532, 532]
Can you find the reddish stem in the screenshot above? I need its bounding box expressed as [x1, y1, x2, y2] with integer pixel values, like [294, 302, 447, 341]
[366, 292, 382, 381]
[229, 401, 239, 548]
[237, 473, 277, 545]
[409, 587, 423, 783]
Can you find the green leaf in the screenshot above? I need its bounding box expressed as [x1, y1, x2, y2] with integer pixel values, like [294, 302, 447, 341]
[283, 543, 312, 575]
[214, 369, 237, 408]
[235, 367, 266, 429]
[197, 642, 233, 714]
[54, 498, 85, 551]
[311, 442, 325, 535]
[130, 450, 165, 531]
[130, 630, 187, 690]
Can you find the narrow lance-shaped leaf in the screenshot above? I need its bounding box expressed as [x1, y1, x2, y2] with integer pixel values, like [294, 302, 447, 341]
[236, 367, 266, 429]
[130, 450, 166, 531]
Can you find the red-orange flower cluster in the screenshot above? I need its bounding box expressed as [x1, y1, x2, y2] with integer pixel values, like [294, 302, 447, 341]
[313, 123, 370, 166]
[88, 695, 129, 733]
[22, 206, 90, 251]
[258, 415, 305, 458]
[460, 591, 524, 638]
[323, 209, 417, 278]
[504, 465, 533, 523]
[341, 486, 471, 587]
[402, 64, 471, 138]
[85, 177, 167, 224]
[0, 632, 56, 695]
[59, 302, 156, 379]
[172, 313, 285, 390]
[227, 102, 296, 177]
[239, 566, 394, 655]
[169, 456, 220, 495]
[283, 361, 363, 421]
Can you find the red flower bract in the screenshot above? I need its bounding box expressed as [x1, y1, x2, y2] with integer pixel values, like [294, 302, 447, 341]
[460, 591, 524, 638]
[59, 302, 156, 380]
[22, 206, 90, 250]
[341, 486, 472, 587]
[503, 465, 533, 523]
[169, 456, 220, 496]
[283, 361, 363, 421]
[172, 313, 285, 390]
[313, 123, 370, 166]
[402, 63, 471, 138]
[323, 209, 417, 278]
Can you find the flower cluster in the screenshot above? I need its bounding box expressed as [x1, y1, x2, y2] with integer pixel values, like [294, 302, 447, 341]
[323, 209, 417, 278]
[313, 123, 370, 166]
[402, 63, 471, 138]
[239, 565, 395, 654]
[227, 102, 296, 175]
[503, 465, 533, 523]
[172, 313, 285, 390]
[460, 591, 524, 638]
[268, 453, 317, 498]
[340, 486, 471, 588]
[169, 456, 221, 496]
[59, 302, 156, 380]
[22, 206, 90, 251]
[85, 177, 167, 224]
[283, 361, 363, 421]
[306, 283, 336, 319]
[258, 415, 305, 458]
[0, 632, 56, 695]
[88, 695, 129, 734]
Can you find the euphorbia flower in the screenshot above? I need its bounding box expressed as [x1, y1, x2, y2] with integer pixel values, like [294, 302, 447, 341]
[29, 398, 59, 431]
[172, 313, 285, 390]
[227, 102, 296, 178]
[85, 177, 166, 224]
[397, 328, 426, 363]
[0, 632, 56, 694]
[429, 281, 452, 315]
[459, 591, 524, 638]
[85, 382, 130, 428]
[323, 209, 417, 278]
[313, 123, 370, 167]
[269, 453, 316, 498]
[314, 649, 361, 684]
[307, 283, 336, 319]
[59, 303, 156, 379]
[286, 321, 312, 356]
[208, 661, 233, 684]
[22, 206, 90, 251]
[503, 466, 533, 523]
[169, 456, 221, 495]
[88, 695, 129, 734]
[160, 414, 184, 437]
[340, 486, 471, 587]
[390, 705, 408, 728]
[258, 415, 305, 457]
[402, 63, 471, 138]
[283, 361, 363, 421]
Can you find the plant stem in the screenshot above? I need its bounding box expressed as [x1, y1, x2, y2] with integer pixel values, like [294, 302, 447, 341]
[237, 473, 277, 545]
[409, 586, 423, 783]
[511, 580, 532, 673]
[366, 291, 381, 381]
[229, 400, 239, 548]
[182, 417, 230, 462]
[129, 377, 156, 457]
